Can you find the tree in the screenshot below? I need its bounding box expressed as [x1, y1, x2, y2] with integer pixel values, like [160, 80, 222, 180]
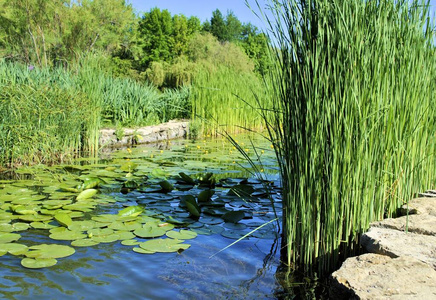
[137, 8, 174, 68]
[224, 11, 242, 42]
[210, 9, 226, 42]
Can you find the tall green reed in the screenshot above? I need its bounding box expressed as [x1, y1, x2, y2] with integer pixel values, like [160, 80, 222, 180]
[256, 0, 436, 274]
[191, 65, 269, 134]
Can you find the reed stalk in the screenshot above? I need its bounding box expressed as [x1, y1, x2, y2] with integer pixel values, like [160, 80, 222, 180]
[257, 0, 436, 274]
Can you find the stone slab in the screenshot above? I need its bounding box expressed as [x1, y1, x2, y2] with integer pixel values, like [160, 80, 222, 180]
[370, 214, 436, 236]
[401, 197, 436, 216]
[361, 227, 436, 269]
[330, 253, 436, 299]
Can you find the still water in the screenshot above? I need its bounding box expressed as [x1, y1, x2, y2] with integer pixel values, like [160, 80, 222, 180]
[0, 135, 287, 299]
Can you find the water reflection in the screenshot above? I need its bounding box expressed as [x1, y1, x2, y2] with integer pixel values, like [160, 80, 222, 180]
[0, 134, 287, 299]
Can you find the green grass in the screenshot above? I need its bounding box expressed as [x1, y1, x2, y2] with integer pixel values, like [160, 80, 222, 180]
[191, 64, 269, 134]
[0, 55, 193, 167]
[257, 0, 436, 274]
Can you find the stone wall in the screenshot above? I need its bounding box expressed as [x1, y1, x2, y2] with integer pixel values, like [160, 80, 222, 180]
[330, 193, 436, 299]
[99, 120, 189, 148]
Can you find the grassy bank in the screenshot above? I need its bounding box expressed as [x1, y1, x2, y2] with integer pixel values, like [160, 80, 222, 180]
[260, 0, 436, 274]
[0, 59, 191, 167]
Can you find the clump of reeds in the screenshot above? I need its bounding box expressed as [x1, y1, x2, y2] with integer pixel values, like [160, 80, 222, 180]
[258, 0, 436, 274]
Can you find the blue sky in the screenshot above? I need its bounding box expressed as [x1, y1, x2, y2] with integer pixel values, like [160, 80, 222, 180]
[128, 0, 436, 31]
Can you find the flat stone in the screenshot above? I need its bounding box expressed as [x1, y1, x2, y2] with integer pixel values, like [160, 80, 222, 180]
[361, 227, 436, 269]
[401, 197, 436, 216]
[371, 214, 436, 236]
[330, 253, 436, 299]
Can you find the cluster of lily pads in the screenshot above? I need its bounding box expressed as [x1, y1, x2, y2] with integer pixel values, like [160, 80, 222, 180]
[0, 141, 280, 269]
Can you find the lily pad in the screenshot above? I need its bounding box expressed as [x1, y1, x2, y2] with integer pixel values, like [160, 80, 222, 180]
[71, 239, 100, 247]
[0, 233, 21, 243]
[132, 247, 155, 254]
[118, 206, 143, 217]
[166, 230, 197, 240]
[49, 230, 87, 241]
[134, 225, 166, 238]
[76, 189, 98, 201]
[54, 212, 72, 227]
[21, 258, 57, 269]
[121, 239, 140, 246]
[26, 244, 75, 259]
[139, 238, 190, 253]
[221, 211, 245, 223]
[0, 243, 28, 255]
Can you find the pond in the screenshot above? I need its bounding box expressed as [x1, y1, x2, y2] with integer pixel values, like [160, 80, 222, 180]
[0, 135, 290, 299]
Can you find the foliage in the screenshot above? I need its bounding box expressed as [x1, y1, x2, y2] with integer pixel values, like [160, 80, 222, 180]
[0, 0, 137, 66]
[260, 0, 436, 275]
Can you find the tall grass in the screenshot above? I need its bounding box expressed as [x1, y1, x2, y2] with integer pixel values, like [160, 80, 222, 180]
[257, 0, 436, 274]
[191, 64, 269, 134]
[0, 55, 192, 167]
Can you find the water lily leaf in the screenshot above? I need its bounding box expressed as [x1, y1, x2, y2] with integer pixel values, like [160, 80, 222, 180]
[134, 225, 166, 238]
[26, 244, 75, 259]
[0, 233, 21, 243]
[181, 196, 200, 218]
[132, 247, 155, 254]
[68, 220, 96, 231]
[21, 258, 57, 269]
[18, 214, 53, 222]
[87, 228, 114, 237]
[228, 184, 254, 197]
[118, 206, 143, 217]
[63, 203, 94, 212]
[166, 230, 197, 240]
[54, 213, 72, 227]
[80, 177, 105, 190]
[120, 161, 138, 173]
[139, 238, 190, 253]
[221, 230, 249, 239]
[0, 243, 28, 255]
[11, 205, 38, 215]
[178, 172, 195, 185]
[71, 239, 100, 247]
[91, 234, 120, 243]
[198, 189, 215, 202]
[121, 239, 140, 246]
[30, 222, 56, 229]
[150, 168, 168, 178]
[49, 230, 87, 241]
[159, 180, 174, 193]
[116, 231, 136, 240]
[76, 189, 98, 201]
[221, 211, 245, 223]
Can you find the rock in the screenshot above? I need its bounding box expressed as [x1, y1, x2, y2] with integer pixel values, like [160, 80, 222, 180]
[99, 120, 189, 148]
[361, 227, 436, 269]
[330, 253, 436, 300]
[401, 197, 436, 216]
[370, 214, 436, 236]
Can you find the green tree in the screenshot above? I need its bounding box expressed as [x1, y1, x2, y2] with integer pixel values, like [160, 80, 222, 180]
[241, 23, 271, 75]
[224, 11, 242, 42]
[137, 8, 174, 68]
[210, 9, 226, 42]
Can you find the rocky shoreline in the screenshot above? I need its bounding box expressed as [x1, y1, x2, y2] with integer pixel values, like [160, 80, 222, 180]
[99, 119, 189, 148]
[330, 193, 436, 299]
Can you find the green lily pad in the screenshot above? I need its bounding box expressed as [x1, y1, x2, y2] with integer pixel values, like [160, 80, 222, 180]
[132, 247, 155, 254]
[26, 244, 75, 259]
[0, 233, 21, 243]
[139, 238, 190, 253]
[76, 189, 98, 201]
[50, 229, 87, 241]
[54, 212, 72, 227]
[71, 239, 100, 247]
[134, 225, 166, 238]
[166, 230, 197, 240]
[91, 234, 120, 243]
[31, 222, 56, 230]
[0, 243, 28, 255]
[21, 258, 57, 269]
[221, 211, 245, 223]
[18, 214, 53, 222]
[118, 206, 143, 217]
[159, 180, 174, 193]
[121, 239, 140, 246]
[116, 231, 136, 240]
[68, 220, 96, 231]
[198, 189, 215, 202]
[178, 172, 195, 185]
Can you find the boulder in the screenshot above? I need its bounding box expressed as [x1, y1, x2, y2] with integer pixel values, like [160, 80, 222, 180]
[330, 253, 436, 299]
